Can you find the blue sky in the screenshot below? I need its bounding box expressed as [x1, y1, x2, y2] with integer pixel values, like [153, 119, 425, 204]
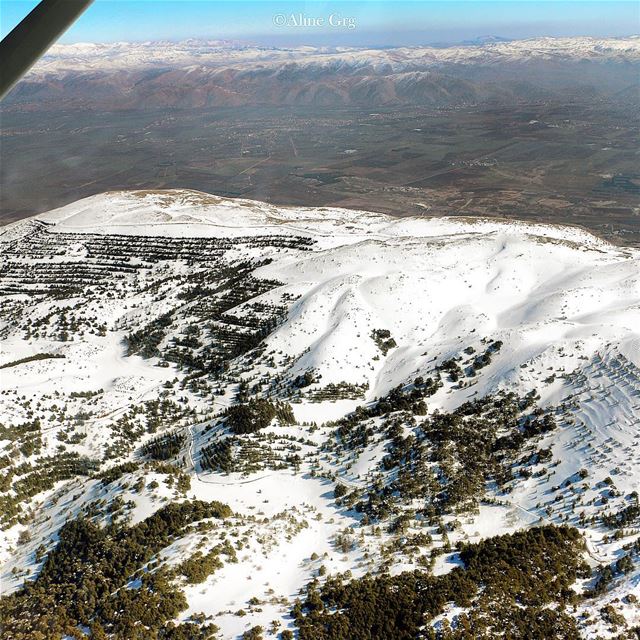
[1, 1, 638, 46]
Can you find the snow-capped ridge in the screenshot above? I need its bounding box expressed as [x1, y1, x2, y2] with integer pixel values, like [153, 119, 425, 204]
[15, 188, 612, 252]
[32, 36, 640, 76]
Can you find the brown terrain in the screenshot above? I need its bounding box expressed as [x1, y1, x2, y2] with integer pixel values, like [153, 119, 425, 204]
[2, 45, 638, 245]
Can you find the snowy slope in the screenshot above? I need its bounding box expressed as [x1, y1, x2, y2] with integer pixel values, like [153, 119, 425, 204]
[20, 189, 636, 405]
[1, 189, 639, 638]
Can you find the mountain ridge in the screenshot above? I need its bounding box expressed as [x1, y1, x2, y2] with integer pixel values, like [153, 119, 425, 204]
[33, 36, 640, 75]
[5, 36, 638, 110]
[13, 189, 611, 247]
[1, 190, 639, 638]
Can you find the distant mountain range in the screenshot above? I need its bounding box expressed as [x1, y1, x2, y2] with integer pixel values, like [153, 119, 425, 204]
[5, 36, 639, 110]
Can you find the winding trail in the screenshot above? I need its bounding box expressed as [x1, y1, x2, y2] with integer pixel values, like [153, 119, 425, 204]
[183, 405, 283, 486]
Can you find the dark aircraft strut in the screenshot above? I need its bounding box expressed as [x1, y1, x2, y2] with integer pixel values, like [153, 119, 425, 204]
[0, 0, 94, 100]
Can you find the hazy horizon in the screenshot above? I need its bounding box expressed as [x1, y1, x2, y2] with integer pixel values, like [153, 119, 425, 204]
[1, 1, 639, 47]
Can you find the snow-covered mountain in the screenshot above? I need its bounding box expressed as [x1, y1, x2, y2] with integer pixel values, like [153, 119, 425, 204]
[6, 36, 639, 110]
[31, 36, 640, 75]
[1, 190, 639, 639]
